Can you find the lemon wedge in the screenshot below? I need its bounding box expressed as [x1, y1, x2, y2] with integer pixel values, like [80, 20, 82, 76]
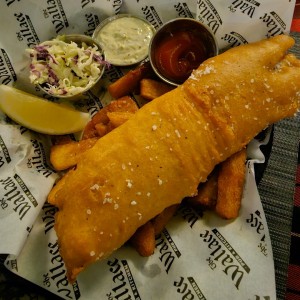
[0, 85, 90, 135]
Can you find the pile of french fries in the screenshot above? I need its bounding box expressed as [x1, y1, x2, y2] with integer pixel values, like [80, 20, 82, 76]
[50, 62, 247, 257]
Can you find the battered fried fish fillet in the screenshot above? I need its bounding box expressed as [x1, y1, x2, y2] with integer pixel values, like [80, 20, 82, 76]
[48, 35, 300, 282]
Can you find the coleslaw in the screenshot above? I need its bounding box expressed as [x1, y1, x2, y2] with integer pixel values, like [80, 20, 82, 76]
[28, 35, 108, 97]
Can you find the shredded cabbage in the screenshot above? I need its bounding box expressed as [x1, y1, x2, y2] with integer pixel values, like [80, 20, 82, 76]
[28, 36, 108, 96]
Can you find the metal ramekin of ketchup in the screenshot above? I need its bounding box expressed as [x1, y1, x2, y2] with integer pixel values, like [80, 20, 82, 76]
[149, 18, 219, 86]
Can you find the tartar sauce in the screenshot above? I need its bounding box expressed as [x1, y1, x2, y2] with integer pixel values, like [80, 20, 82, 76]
[94, 16, 154, 66]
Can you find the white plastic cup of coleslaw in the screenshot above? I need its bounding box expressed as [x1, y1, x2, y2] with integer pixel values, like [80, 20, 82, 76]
[28, 34, 107, 100]
[92, 14, 155, 67]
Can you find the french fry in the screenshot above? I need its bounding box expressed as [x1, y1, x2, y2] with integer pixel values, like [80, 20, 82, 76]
[94, 111, 136, 137]
[82, 96, 139, 139]
[92, 96, 139, 124]
[107, 111, 136, 128]
[215, 148, 247, 219]
[130, 221, 155, 257]
[152, 204, 179, 235]
[140, 78, 174, 101]
[81, 120, 99, 139]
[130, 205, 178, 257]
[94, 123, 108, 137]
[50, 137, 99, 171]
[186, 168, 219, 209]
[108, 61, 155, 99]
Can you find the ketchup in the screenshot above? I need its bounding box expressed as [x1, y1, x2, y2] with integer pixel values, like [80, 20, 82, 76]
[154, 30, 207, 84]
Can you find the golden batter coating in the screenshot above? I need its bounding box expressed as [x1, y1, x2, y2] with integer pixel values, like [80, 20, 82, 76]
[48, 35, 300, 282]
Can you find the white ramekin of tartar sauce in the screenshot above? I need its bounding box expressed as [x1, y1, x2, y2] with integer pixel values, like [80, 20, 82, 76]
[93, 14, 155, 66]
